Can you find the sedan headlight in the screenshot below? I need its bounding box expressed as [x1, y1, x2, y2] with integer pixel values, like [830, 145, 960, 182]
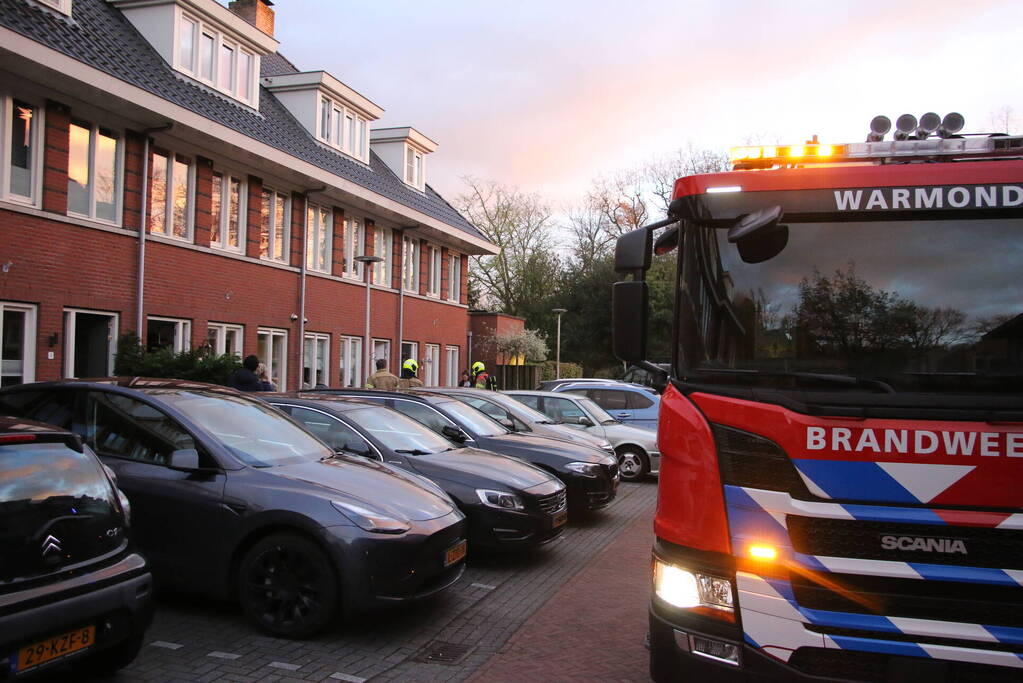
[476, 489, 524, 511]
[652, 557, 734, 616]
[331, 500, 410, 534]
[564, 461, 601, 478]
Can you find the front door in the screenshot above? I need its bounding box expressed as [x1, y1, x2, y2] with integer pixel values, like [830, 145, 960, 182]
[64, 309, 117, 378]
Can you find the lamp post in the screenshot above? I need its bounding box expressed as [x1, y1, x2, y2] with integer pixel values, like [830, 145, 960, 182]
[355, 255, 383, 384]
[552, 308, 567, 379]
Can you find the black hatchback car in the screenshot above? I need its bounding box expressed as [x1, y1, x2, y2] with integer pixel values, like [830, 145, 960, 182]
[267, 394, 569, 549]
[0, 380, 467, 639]
[0, 416, 152, 679]
[308, 389, 620, 513]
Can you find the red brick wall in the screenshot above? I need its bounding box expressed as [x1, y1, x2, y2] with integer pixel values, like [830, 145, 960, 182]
[418, 238, 428, 296]
[289, 192, 304, 269]
[331, 207, 345, 278]
[194, 157, 213, 248]
[122, 132, 144, 231]
[43, 99, 70, 215]
[245, 175, 262, 257]
[459, 254, 469, 305]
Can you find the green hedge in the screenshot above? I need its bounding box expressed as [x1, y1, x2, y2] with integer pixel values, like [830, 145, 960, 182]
[539, 360, 582, 382]
[114, 332, 241, 385]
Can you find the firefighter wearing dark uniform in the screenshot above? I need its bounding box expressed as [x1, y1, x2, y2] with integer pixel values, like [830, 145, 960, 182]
[399, 358, 424, 390]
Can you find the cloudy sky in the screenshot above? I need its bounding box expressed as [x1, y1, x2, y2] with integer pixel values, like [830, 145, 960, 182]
[266, 0, 1023, 207]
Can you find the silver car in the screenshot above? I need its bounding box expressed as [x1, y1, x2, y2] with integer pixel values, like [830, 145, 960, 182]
[420, 388, 617, 458]
[504, 390, 660, 482]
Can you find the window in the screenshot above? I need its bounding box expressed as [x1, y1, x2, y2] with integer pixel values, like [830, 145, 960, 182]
[445, 346, 459, 387]
[400, 341, 418, 368]
[257, 328, 287, 390]
[2, 96, 40, 204]
[210, 171, 244, 251]
[36, 0, 72, 15]
[303, 333, 330, 388]
[305, 202, 332, 273]
[339, 335, 363, 388]
[147, 317, 191, 353]
[86, 392, 195, 465]
[316, 95, 369, 161]
[67, 120, 120, 223]
[404, 146, 425, 189]
[207, 322, 242, 357]
[448, 251, 461, 301]
[423, 344, 440, 386]
[586, 389, 629, 411]
[626, 390, 655, 409]
[402, 236, 419, 292]
[390, 400, 454, 435]
[343, 216, 364, 279]
[373, 339, 391, 369]
[149, 150, 192, 241]
[259, 187, 289, 262]
[516, 394, 541, 411]
[545, 397, 587, 423]
[176, 13, 257, 106]
[288, 407, 372, 456]
[372, 226, 392, 286]
[427, 246, 442, 297]
[0, 302, 37, 387]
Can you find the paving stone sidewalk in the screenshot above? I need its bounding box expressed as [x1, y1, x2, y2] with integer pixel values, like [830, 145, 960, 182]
[74, 481, 657, 682]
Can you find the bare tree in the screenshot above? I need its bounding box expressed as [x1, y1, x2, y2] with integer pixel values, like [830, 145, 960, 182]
[586, 168, 650, 238]
[645, 144, 730, 212]
[987, 105, 1017, 134]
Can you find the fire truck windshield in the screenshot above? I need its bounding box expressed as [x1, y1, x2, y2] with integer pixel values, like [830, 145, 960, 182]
[677, 218, 1022, 395]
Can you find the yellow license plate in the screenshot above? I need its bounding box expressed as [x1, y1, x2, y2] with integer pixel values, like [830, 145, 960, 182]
[16, 625, 95, 673]
[553, 509, 569, 528]
[444, 539, 468, 567]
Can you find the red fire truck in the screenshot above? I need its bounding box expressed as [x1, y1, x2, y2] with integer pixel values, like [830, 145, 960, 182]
[612, 113, 1023, 681]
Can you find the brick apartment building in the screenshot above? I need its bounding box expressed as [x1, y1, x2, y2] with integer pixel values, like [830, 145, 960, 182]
[0, 0, 497, 390]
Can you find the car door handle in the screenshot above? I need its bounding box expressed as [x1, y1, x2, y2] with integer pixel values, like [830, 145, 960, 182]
[616, 412, 630, 417]
[222, 501, 247, 515]
[387, 460, 404, 465]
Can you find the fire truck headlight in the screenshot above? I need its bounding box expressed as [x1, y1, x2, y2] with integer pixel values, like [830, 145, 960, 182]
[653, 557, 734, 614]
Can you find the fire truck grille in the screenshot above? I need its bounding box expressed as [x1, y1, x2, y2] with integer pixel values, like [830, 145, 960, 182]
[789, 571, 1023, 629]
[537, 490, 567, 515]
[711, 424, 812, 497]
[788, 516, 1023, 569]
[788, 647, 1015, 682]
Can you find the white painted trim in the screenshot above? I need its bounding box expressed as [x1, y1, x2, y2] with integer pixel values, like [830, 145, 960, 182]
[262, 72, 383, 121]
[146, 315, 192, 352]
[109, 0, 279, 54]
[0, 302, 38, 385]
[0, 26, 499, 255]
[63, 308, 119, 378]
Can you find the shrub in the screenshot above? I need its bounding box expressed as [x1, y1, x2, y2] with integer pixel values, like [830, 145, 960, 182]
[539, 360, 582, 382]
[114, 332, 241, 385]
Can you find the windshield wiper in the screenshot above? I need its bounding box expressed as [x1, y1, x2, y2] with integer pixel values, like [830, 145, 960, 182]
[698, 368, 895, 394]
[394, 448, 432, 456]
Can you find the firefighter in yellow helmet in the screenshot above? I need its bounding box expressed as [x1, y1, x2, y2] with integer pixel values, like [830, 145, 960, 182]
[472, 361, 498, 390]
[399, 358, 424, 390]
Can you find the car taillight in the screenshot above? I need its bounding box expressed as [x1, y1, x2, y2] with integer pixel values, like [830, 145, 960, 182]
[712, 423, 811, 497]
[0, 433, 36, 444]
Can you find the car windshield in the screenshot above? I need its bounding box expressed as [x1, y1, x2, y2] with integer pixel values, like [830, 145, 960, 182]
[150, 390, 332, 466]
[578, 398, 616, 424]
[439, 399, 508, 437]
[344, 406, 453, 455]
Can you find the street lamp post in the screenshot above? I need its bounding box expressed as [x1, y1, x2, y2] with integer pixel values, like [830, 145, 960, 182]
[552, 308, 567, 379]
[355, 255, 383, 385]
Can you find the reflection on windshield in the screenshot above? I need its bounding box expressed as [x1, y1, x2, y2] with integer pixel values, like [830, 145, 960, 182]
[679, 221, 1022, 394]
[152, 391, 331, 466]
[345, 407, 452, 455]
[440, 400, 507, 437]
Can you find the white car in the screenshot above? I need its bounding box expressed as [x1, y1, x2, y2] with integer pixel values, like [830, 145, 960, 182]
[504, 390, 660, 482]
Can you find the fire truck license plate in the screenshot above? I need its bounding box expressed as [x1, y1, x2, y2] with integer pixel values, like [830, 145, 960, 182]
[444, 540, 468, 567]
[552, 509, 569, 528]
[15, 625, 95, 673]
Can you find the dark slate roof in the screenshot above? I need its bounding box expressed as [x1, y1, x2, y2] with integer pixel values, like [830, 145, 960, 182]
[0, 0, 485, 243]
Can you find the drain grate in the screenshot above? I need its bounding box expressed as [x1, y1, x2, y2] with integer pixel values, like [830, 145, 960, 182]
[412, 640, 477, 665]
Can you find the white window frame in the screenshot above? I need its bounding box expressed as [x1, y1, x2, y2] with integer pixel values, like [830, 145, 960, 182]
[401, 341, 418, 368]
[448, 251, 461, 302]
[260, 186, 290, 263]
[0, 302, 37, 387]
[207, 322, 243, 357]
[210, 168, 246, 252]
[67, 120, 123, 224]
[405, 145, 425, 190]
[303, 332, 330, 388]
[427, 246, 442, 297]
[445, 346, 459, 387]
[63, 308, 118, 379]
[339, 335, 363, 388]
[305, 202, 332, 273]
[343, 215, 364, 280]
[0, 93, 44, 207]
[402, 236, 420, 292]
[35, 0, 71, 16]
[149, 149, 194, 242]
[174, 10, 259, 107]
[147, 316, 192, 353]
[316, 94, 369, 162]
[372, 226, 392, 287]
[424, 343, 440, 387]
[257, 327, 288, 390]
[372, 338, 391, 370]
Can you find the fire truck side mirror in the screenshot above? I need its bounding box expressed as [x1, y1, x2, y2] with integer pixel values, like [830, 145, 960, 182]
[614, 226, 652, 274]
[612, 280, 648, 363]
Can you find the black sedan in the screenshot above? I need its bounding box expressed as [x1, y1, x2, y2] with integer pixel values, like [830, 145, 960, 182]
[308, 389, 620, 513]
[267, 394, 569, 549]
[0, 380, 467, 639]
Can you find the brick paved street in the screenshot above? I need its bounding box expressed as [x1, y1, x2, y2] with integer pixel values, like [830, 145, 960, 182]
[80, 481, 656, 682]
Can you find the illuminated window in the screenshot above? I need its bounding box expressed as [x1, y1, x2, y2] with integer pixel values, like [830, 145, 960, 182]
[402, 236, 420, 292]
[210, 170, 244, 252]
[343, 215, 364, 279]
[305, 202, 332, 273]
[372, 226, 392, 286]
[149, 150, 193, 241]
[176, 13, 257, 106]
[2, 96, 40, 204]
[67, 121, 120, 223]
[260, 187, 289, 262]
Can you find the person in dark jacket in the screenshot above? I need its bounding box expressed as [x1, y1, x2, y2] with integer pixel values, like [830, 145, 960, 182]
[228, 355, 263, 391]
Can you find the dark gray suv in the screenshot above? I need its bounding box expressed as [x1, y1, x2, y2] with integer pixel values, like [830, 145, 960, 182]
[0, 416, 152, 679]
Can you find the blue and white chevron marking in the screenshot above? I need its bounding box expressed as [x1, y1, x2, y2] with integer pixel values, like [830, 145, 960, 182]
[737, 572, 1023, 668]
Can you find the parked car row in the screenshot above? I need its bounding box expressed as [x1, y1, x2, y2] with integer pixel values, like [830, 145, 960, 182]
[0, 377, 633, 678]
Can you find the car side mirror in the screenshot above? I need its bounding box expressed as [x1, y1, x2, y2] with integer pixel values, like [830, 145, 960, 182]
[441, 425, 468, 443]
[498, 418, 515, 431]
[167, 448, 200, 471]
[577, 416, 594, 427]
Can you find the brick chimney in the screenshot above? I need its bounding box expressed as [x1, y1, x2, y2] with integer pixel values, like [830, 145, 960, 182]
[228, 0, 275, 37]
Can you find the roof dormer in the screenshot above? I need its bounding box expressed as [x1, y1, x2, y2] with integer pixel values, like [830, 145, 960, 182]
[108, 0, 279, 109]
[370, 127, 438, 192]
[262, 72, 384, 164]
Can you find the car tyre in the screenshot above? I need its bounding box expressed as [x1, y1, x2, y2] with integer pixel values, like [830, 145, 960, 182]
[81, 632, 144, 676]
[238, 533, 339, 639]
[616, 447, 648, 481]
